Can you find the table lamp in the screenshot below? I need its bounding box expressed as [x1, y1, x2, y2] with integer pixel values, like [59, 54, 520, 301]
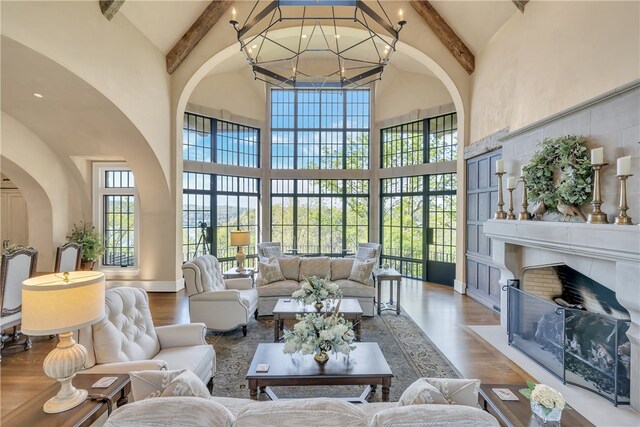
[22, 271, 105, 413]
[229, 230, 251, 272]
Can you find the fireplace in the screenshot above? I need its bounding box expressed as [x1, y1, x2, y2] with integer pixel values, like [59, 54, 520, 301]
[506, 266, 631, 405]
[483, 220, 640, 411]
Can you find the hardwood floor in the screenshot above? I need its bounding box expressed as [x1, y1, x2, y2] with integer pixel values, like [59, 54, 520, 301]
[0, 281, 534, 417]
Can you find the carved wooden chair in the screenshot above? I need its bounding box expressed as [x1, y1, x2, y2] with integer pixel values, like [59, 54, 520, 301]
[0, 248, 38, 360]
[54, 242, 82, 272]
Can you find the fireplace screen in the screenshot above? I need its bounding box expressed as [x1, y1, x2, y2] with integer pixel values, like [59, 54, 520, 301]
[507, 284, 630, 405]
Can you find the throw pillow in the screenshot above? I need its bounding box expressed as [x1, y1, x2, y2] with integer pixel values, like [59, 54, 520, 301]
[398, 378, 481, 407]
[276, 256, 301, 280]
[262, 246, 282, 259]
[160, 370, 211, 399]
[355, 246, 377, 261]
[348, 258, 375, 285]
[258, 259, 285, 284]
[129, 369, 185, 401]
[331, 258, 354, 281]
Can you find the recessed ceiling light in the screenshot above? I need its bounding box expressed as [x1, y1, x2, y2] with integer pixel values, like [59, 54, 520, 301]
[335, 34, 340, 39]
[33, 93, 43, 98]
[385, 45, 390, 49]
[301, 34, 307, 38]
[252, 44, 258, 49]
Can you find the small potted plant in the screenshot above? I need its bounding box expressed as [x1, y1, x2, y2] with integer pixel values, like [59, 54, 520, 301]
[520, 380, 566, 423]
[67, 221, 106, 270]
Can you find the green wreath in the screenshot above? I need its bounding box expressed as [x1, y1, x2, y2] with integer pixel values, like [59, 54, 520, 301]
[522, 135, 593, 213]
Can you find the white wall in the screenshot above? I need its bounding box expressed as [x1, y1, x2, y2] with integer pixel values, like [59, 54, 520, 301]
[470, 0, 640, 142]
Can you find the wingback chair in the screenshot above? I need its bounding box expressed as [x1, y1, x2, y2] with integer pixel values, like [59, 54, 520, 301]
[352, 243, 382, 266]
[78, 287, 215, 389]
[257, 242, 291, 262]
[1, 248, 38, 359]
[182, 255, 258, 336]
[54, 242, 82, 272]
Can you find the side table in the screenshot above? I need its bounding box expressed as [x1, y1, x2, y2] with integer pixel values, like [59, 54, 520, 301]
[373, 267, 402, 315]
[2, 373, 131, 427]
[223, 267, 255, 283]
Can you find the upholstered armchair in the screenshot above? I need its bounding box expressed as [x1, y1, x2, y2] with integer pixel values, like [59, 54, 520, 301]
[351, 243, 382, 266]
[54, 242, 82, 272]
[182, 255, 258, 336]
[257, 242, 290, 262]
[78, 287, 215, 389]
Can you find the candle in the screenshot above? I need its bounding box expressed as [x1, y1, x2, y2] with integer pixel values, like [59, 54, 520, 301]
[617, 156, 631, 175]
[507, 177, 517, 189]
[496, 159, 504, 173]
[232, 7, 237, 20]
[398, 8, 404, 20]
[591, 147, 604, 165]
[520, 165, 526, 177]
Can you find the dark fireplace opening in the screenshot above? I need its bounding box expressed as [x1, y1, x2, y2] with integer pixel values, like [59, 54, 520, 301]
[507, 266, 631, 406]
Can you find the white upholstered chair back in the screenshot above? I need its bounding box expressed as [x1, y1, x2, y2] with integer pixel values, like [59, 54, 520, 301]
[355, 243, 382, 264]
[182, 255, 226, 296]
[257, 242, 288, 262]
[1, 248, 38, 327]
[54, 242, 82, 272]
[78, 287, 160, 368]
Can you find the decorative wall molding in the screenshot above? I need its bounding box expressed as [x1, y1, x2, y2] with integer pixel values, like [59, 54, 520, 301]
[376, 102, 456, 129]
[185, 103, 265, 129]
[464, 128, 509, 159]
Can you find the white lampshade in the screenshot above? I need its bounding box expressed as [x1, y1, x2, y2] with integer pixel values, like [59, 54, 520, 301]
[230, 230, 251, 247]
[22, 271, 105, 336]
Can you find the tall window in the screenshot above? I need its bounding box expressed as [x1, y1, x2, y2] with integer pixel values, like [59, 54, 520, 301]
[271, 180, 368, 254]
[183, 112, 260, 167]
[380, 173, 456, 280]
[381, 112, 457, 168]
[183, 173, 259, 271]
[271, 89, 370, 169]
[94, 164, 137, 268]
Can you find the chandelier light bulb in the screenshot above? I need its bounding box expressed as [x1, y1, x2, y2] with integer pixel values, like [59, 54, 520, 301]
[33, 93, 44, 98]
[398, 9, 403, 20]
[232, 7, 236, 20]
[335, 34, 340, 39]
[301, 34, 307, 38]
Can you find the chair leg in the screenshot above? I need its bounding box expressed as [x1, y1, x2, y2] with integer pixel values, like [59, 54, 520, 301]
[242, 325, 248, 337]
[207, 378, 214, 394]
[24, 336, 32, 351]
[254, 309, 259, 320]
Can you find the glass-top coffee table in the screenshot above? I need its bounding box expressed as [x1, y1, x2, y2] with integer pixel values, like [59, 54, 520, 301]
[272, 298, 363, 342]
[246, 342, 393, 403]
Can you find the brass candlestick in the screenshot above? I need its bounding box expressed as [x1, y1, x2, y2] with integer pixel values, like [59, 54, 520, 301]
[587, 163, 609, 224]
[615, 174, 633, 225]
[494, 172, 507, 219]
[507, 187, 516, 220]
[518, 177, 531, 220]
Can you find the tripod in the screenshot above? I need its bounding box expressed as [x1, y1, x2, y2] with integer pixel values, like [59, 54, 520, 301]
[193, 222, 210, 259]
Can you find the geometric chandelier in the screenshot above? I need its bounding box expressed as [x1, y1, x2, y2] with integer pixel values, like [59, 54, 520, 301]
[230, 0, 406, 89]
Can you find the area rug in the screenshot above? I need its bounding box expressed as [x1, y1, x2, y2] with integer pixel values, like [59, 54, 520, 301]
[206, 311, 461, 402]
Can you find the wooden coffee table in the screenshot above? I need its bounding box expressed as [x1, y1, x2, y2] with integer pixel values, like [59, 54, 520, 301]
[478, 384, 594, 427]
[247, 342, 393, 403]
[272, 298, 363, 342]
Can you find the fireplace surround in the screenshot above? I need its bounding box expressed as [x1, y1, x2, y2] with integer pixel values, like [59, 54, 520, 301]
[484, 220, 640, 411]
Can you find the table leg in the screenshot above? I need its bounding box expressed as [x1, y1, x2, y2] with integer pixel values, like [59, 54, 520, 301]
[389, 280, 394, 304]
[382, 378, 391, 402]
[377, 279, 382, 315]
[396, 279, 401, 315]
[356, 315, 362, 341]
[116, 390, 128, 407]
[274, 317, 279, 342]
[249, 380, 258, 400]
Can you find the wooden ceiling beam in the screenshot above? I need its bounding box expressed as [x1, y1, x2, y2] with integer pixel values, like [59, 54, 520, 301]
[512, 0, 529, 13]
[409, 1, 475, 74]
[166, 0, 233, 75]
[100, 0, 126, 21]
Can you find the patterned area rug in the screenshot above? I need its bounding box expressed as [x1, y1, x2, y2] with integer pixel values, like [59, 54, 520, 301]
[205, 311, 460, 402]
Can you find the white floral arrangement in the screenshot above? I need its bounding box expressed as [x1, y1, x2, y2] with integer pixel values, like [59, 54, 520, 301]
[520, 381, 566, 413]
[283, 300, 355, 358]
[291, 275, 342, 306]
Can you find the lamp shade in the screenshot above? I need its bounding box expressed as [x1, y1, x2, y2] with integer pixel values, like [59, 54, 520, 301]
[22, 271, 105, 336]
[230, 230, 251, 247]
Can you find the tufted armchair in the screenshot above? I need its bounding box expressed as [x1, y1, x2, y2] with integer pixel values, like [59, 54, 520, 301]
[77, 287, 215, 390]
[182, 255, 258, 336]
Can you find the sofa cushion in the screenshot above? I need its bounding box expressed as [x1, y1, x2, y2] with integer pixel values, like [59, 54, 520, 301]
[348, 258, 376, 285]
[161, 370, 211, 399]
[276, 256, 301, 280]
[370, 404, 499, 427]
[359, 402, 397, 425]
[153, 344, 214, 383]
[93, 287, 160, 364]
[355, 246, 377, 261]
[210, 396, 255, 418]
[104, 397, 234, 427]
[331, 258, 354, 280]
[235, 398, 367, 427]
[398, 378, 481, 407]
[334, 279, 376, 298]
[257, 280, 301, 297]
[299, 257, 331, 281]
[258, 259, 286, 284]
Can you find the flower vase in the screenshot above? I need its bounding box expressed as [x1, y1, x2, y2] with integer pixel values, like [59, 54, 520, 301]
[531, 401, 562, 423]
[314, 301, 324, 311]
[314, 350, 329, 364]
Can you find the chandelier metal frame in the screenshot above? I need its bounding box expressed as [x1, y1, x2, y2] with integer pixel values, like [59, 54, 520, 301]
[230, 0, 406, 89]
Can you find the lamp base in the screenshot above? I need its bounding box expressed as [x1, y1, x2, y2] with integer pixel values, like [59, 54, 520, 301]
[44, 376, 88, 413]
[236, 247, 246, 272]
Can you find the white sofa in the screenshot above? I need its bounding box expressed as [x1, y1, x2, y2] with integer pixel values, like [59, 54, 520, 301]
[256, 256, 376, 317]
[77, 287, 215, 387]
[182, 255, 259, 336]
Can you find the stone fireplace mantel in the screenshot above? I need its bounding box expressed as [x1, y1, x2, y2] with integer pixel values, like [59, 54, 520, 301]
[484, 219, 640, 411]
